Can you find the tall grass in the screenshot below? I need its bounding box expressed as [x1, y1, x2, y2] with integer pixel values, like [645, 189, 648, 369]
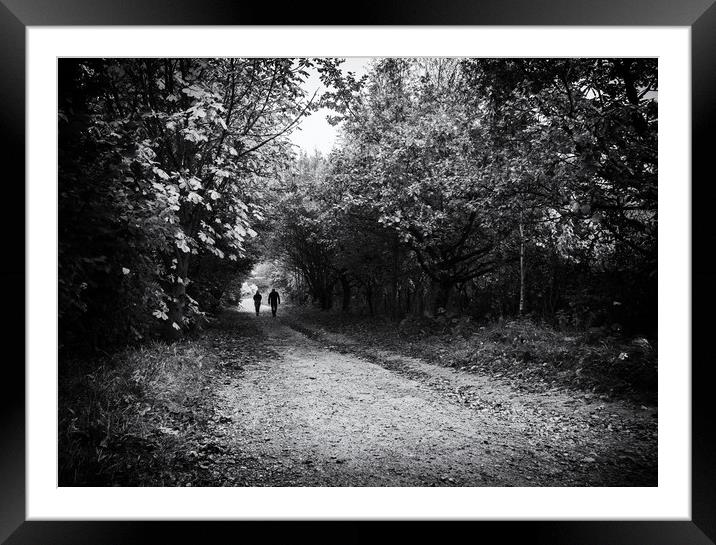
[59, 340, 216, 485]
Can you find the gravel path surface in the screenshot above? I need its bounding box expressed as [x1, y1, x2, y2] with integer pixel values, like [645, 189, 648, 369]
[207, 301, 657, 486]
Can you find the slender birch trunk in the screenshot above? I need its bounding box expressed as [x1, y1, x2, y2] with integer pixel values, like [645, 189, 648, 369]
[519, 217, 526, 316]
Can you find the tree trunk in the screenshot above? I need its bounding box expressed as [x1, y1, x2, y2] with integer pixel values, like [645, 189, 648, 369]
[165, 252, 189, 341]
[366, 283, 374, 317]
[416, 283, 424, 317]
[519, 220, 526, 316]
[391, 236, 400, 320]
[340, 274, 351, 312]
[319, 281, 334, 310]
[430, 278, 454, 316]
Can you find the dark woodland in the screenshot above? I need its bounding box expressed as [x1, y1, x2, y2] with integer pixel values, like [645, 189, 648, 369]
[58, 58, 658, 487]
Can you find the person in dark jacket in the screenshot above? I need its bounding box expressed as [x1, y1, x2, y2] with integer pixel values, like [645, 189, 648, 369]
[268, 288, 281, 317]
[252, 290, 262, 316]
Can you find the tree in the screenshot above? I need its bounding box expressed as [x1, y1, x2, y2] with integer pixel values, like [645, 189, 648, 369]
[328, 59, 500, 314]
[59, 58, 336, 349]
[461, 58, 657, 329]
[267, 152, 339, 310]
[258, 57, 658, 334]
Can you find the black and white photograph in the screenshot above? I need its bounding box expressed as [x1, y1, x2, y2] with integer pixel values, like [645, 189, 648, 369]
[57, 56, 659, 488]
[0, 0, 711, 538]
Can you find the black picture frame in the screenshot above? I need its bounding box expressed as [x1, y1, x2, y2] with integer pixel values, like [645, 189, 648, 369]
[2, 1, 713, 543]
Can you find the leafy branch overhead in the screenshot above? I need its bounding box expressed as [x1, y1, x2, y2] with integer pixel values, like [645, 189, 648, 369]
[59, 56, 657, 352]
[59, 58, 342, 347]
[267, 58, 656, 329]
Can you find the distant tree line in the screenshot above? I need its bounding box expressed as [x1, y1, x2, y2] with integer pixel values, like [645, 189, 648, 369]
[267, 58, 657, 336]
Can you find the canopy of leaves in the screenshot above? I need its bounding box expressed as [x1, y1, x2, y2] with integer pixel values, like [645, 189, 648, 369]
[59, 58, 341, 352]
[269, 57, 657, 333]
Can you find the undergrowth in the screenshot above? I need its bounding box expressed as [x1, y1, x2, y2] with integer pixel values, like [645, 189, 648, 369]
[58, 340, 218, 486]
[284, 306, 657, 405]
[59, 309, 270, 486]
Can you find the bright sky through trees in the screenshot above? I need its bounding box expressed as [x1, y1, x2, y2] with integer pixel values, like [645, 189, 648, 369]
[289, 57, 371, 155]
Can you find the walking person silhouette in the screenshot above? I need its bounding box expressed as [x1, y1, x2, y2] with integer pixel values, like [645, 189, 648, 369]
[268, 288, 281, 318]
[252, 290, 262, 316]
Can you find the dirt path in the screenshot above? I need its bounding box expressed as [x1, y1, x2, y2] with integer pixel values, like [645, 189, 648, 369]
[199, 302, 656, 486]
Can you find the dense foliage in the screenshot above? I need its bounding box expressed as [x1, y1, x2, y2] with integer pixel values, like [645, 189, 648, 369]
[268, 58, 657, 336]
[60, 57, 657, 357]
[59, 58, 336, 352]
[58, 57, 658, 491]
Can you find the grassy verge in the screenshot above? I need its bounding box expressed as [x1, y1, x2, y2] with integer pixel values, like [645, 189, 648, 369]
[283, 306, 657, 405]
[58, 310, 261, 486]
[58, 340, 219, 485]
